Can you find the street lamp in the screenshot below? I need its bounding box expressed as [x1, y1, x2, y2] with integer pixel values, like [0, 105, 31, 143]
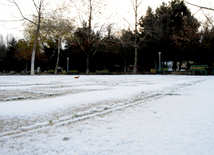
[67, 57, 69, 74]
[158, 52, 161, 70]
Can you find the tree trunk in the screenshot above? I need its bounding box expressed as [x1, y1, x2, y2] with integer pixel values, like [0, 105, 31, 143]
[86, 0, 92, 75]
[30, 24, 40, 75]
[86, 55, 90, 75]
[124, 59, 127, 73]
[55, 37, 61, 75]
[133, 45, 138, 73]
[133, 0, 138, 74]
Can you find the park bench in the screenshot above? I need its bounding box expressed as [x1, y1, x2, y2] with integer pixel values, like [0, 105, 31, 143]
[158, 68, 168, 75]
[10, 71, 15, 74]
[96, 69, 109, 75]
[187, 65, 208, 75]
[68, 70, 78, 75]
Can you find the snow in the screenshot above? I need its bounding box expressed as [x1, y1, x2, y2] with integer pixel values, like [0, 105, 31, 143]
[0, 75, 214, 154]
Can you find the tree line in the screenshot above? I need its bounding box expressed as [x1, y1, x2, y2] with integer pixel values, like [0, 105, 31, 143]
[0, 0, 214, 74]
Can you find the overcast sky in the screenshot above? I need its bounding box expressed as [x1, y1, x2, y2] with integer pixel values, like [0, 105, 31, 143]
[0, 0, 213, 40]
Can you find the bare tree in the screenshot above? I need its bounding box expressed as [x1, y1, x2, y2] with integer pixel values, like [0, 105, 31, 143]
[119, 29, 135, 73]
[70, 0, 109, 74]
[132, 0, 142, 73]
[123, 0, 143, 73]
[42, 3, 75, 74]
[5, 0, 50, 75]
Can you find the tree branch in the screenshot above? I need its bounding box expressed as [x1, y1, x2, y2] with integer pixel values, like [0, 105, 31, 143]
[12, 0, 37, 25]
[137, 30, 150, 45]
[200, 8, 214, 27]
[185, 1, 214, 11]
[123, 17, 134, 30]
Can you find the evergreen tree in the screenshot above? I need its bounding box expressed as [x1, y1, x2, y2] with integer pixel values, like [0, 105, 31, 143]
[138, 0, 200, 66]
[4, 38, 19, 72]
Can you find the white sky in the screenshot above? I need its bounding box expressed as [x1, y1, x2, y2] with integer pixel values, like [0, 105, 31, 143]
[0, 0, 213, 40]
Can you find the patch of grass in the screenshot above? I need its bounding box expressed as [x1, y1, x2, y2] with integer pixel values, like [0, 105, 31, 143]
[73, 113, 79, 118]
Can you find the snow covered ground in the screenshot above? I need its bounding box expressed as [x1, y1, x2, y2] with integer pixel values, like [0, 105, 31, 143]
[0, 75, 214, 154]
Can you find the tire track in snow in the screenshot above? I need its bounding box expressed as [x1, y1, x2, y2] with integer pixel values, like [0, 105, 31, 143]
[0, 79, 204, 142]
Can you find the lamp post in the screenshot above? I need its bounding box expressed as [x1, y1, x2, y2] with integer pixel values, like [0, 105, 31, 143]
[67, 57, 69, 74]
[158, 52, 161, 70]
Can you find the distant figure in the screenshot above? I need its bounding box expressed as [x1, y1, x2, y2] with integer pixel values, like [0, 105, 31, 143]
[176, 62, 180, 71]
[75, 76, 79, 79]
